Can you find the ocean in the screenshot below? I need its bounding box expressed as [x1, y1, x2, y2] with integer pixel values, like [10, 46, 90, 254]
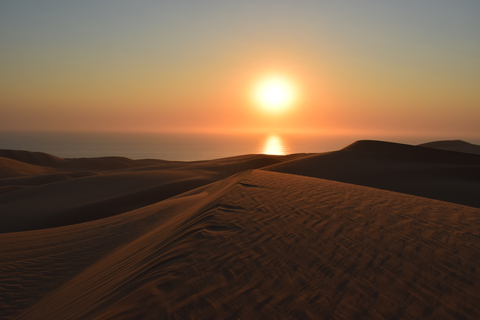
[1, 131, 478, 161]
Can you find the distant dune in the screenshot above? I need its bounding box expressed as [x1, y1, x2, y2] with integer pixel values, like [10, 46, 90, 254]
[0, 157, 52, 179]
[264, 140, 480, 208]
[0, 151, 302, 233]
[419, 139, 480, 155]
[0, 140, 479, 319]
[0, 149, 65, 167]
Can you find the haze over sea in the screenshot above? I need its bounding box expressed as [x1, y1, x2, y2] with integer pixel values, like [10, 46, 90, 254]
[2, 131, 479, 161]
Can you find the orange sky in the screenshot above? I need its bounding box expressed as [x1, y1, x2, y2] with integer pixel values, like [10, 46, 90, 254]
[1, 1, 479, 137]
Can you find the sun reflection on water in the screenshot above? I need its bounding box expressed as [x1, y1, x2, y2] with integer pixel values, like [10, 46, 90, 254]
[262, 135, 286, 155]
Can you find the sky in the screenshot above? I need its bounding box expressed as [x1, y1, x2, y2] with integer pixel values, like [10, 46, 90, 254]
[1, 0, 479, 136]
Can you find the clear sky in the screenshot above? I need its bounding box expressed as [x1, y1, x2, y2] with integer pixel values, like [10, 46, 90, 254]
[1, 0, 479, 136]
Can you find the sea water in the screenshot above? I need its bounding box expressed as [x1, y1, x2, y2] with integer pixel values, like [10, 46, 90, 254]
[1, 131, 478, 161]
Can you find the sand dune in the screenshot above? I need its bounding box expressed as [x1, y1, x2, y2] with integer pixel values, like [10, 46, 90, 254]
[0, 149, 65, 167]
[419, 140, 480, 155]
[0, 157, 52, 179]
[0, 141, 479, 319]
[265, 140, 480, 208]
[0, 170, 477, 319]
[0, 150, 296, 232]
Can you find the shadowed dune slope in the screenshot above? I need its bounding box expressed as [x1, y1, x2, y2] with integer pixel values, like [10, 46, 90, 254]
[1, 170, 477, 319]
[419, 140, 480, 155]
[0, 150, 300, 232]
[264, 140, 480, 208]
[0, 170, 216, 232]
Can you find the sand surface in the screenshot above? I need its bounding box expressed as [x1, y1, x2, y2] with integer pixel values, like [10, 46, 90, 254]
[0, 140, 479, 319]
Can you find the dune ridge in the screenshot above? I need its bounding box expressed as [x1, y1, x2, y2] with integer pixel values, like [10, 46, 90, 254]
[0, 175, 240, 319]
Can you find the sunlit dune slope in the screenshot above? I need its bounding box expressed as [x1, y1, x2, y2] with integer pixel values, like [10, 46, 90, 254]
[0, 172, 244, 319]
[0, 157, 52, 179]
[0, 170, 477, 319]
[264, 140, 480, 207]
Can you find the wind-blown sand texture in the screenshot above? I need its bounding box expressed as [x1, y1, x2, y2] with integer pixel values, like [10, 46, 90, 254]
[0, 140, 479, 319]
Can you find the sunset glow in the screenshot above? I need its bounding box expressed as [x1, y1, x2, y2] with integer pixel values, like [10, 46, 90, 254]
[0, 1, 479, 137]
[254, 76, 296, 114]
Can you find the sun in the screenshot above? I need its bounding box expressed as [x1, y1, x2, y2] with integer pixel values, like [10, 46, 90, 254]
[254, 75, 296, 113]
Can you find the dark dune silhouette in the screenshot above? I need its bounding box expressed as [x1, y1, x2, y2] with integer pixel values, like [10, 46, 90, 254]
[264, 140, 480, 208]
[419, 139, 480, 155]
